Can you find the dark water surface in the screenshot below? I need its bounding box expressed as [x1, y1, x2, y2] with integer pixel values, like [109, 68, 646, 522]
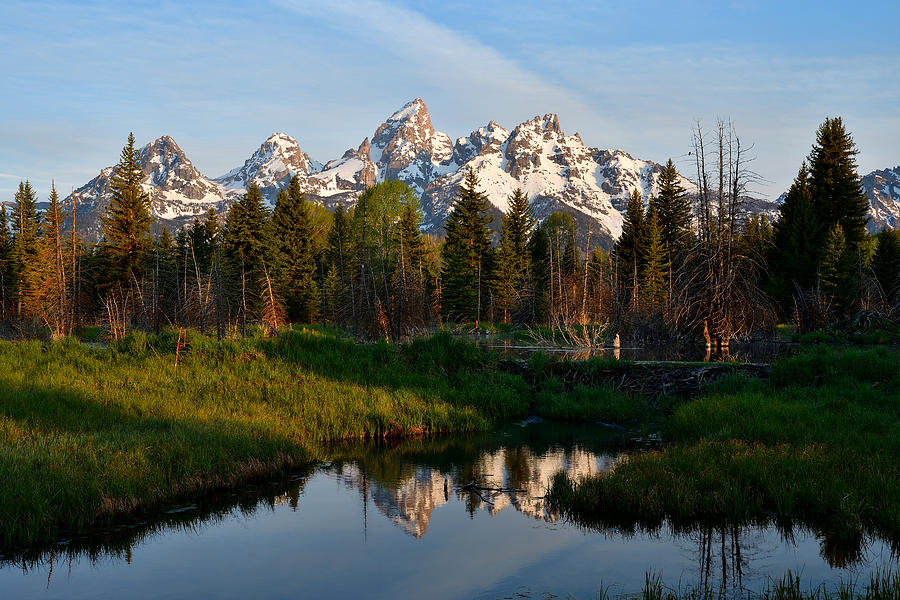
[474, 336, 794, 364]
[1, 423, 894, 599]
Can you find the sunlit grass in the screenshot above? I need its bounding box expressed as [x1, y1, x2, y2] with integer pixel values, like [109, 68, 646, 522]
[0, 328, 533, 546]
[550, 345, 900, 544]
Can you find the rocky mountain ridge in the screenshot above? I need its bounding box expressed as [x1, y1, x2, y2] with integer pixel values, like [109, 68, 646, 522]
[60, 99, 897, 245]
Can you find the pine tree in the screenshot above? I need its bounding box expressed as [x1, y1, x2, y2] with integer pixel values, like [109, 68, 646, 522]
[820, 223, 856, 315]
[440, 168, 495, 323]
[872, 230, 900, 306]
[494, 188, 536, 323]
[99, 133, 153, 290]
[495, 219, 518, 324]
[10, 180, 41, 316]
[651, 159, 693, 257]
[223, 183, 272, 328]
[393, 203, 427, 328]
[23, 183, 68, 335]
[153, 227, 178, 328]
[770, 163, 822, 311]
[807, 117, 870, 249]
[641, 206, 670, 313]
[325, 204, 355, 324]
[614, 188, 646, 308]
[0, 205, 9, 318]
[271, 175, 319, 322]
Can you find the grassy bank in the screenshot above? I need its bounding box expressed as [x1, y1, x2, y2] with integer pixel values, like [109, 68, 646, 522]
[0, 328, 541, 547]
[549, 345, 900, 547]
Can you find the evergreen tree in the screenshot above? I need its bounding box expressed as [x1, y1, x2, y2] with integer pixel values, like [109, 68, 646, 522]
[872, 229, 900, 306]
[504, 188, 536, 259]
[616, 189, 646, 271]
[10, 180, 41, 315]
[494, 188, 536, 323]
[223, 183, 272, 327]
[820, 223, 856, 315]
[807, 117, 870, 249]
[0, 206, 9, 318]
[393, 203, 428, 328]
[440, 168, 495, 322]
[641, 207, 670, 313]
[99, 133, 153, 290]
[614, 188, 646, 308]
[770, 163, 822, 311]
[153, 227, 178, 328]
[23, 183, 68, 334]
[651, 159, 693, 257]
[271, 175, 319, 322]
[325, 205, 355, 324]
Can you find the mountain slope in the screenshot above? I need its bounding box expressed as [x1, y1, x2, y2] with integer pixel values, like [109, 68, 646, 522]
[862, 166, 900, 232]
[64, 136, 225, 238]
[66, 99, 889, 246]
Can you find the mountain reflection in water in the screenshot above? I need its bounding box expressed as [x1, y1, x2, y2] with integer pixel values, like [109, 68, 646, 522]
[330, 444, 619, 538]
[1, 422, 896, 599]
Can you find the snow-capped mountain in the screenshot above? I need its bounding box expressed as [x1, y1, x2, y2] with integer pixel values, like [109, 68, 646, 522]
[64, 98, 794, 246]
[64, 136, 225, 238]
[862, 166, 900, 232]
[420, 113, 681, 246]
[767, 166, 900, 233]
[214, 132, 322, 203]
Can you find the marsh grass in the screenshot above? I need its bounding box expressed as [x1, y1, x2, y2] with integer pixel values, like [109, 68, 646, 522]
[0, 328, 540, 547]
[600, 569, 900, 599]
[550, 345, 900, 547]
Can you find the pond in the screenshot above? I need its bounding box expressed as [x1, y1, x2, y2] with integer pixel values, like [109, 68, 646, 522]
[1, 422, 894, 599]
[471, 335, 794, 364]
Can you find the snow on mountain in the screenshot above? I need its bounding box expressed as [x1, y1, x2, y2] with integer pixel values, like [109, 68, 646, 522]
[63, 136, 226, 239]
[63, 99, 757, 247]
[214, 132, 321, 204]
[767, 166, 900, 233]
[368, 98, 454, 195]
[420, 112, 682, 247]
[862, 166, 900, 232]
[335, 445, 618, 538]
[305, 138, 376, 209]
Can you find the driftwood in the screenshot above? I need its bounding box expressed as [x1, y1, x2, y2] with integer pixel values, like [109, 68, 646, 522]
[458, 476, 527, 505]
[500, 359, 771, 399]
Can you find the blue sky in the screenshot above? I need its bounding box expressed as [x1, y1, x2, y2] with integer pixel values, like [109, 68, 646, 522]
[1, 0, 898, 201]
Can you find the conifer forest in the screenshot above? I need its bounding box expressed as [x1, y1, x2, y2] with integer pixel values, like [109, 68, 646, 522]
[2, 119, 896, 345]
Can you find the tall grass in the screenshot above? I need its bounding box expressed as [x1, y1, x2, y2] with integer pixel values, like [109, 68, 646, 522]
[550, 345, 900, 546]
[0, 328, 538, 547]
[604, 569, 900, 599]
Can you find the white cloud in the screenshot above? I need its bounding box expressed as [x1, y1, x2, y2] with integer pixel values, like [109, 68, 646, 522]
[274, 0, 600, 130]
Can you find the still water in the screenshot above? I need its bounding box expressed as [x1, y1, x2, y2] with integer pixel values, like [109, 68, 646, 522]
[1, 423, 894, 599]
[474, 337, 794, 364]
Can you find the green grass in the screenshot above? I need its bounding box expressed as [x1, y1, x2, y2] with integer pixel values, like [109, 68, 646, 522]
[600, 569, 900, 600]
[549, 345, 900, 547]
[0, 328, 539, 547]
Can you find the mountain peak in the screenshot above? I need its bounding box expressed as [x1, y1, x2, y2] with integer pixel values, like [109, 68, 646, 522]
[214, 132, 315, 197]
[388, 98, 428, 122]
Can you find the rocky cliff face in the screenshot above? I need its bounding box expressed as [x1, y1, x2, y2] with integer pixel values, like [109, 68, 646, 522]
[862, 166, 900, 232]
[64, 99, 893, 244]
[215, 132, 322, 204]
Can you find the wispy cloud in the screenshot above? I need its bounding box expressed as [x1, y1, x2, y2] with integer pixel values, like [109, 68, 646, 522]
[274, 0, 599, 129]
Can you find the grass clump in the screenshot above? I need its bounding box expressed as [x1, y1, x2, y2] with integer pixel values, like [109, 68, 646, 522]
[550, 345, 900, 545]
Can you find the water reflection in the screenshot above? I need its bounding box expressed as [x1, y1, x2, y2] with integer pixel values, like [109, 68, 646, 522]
[332, 444, 619, 538]
[1, 422, 896, 599]
[476, 336, 793, 363]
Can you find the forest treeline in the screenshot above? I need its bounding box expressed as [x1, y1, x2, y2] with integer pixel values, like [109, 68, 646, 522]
[1, 118, 898, 344]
